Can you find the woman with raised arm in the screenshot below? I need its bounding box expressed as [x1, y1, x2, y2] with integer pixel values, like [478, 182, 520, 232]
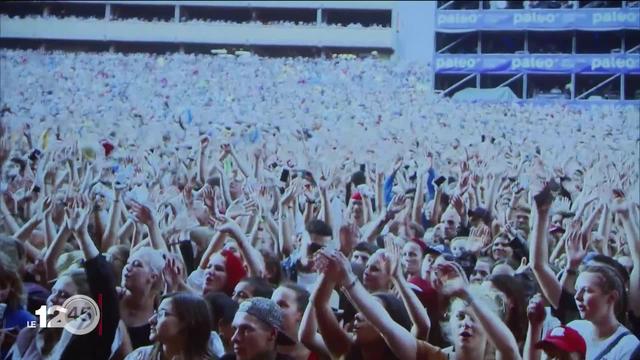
[8, 194, 119, 360]
[311, 259, 412, 360]
[318, 248, 521, 360]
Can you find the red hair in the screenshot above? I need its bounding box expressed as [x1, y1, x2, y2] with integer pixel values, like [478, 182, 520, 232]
[220, 249, 247, 296]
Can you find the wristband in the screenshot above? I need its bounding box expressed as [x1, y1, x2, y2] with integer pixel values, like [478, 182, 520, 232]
[343, 275, 358, 291]
[566, 268, 578, 276]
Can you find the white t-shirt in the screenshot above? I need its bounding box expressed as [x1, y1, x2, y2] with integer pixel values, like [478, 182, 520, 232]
[567, 320, 639, 360]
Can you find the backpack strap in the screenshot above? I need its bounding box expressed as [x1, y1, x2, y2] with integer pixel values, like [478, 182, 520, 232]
[592, 330, 631, 360]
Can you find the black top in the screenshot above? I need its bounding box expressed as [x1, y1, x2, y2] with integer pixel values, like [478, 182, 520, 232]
[60, 255, 120, 360]
[128, 323, 153, 350]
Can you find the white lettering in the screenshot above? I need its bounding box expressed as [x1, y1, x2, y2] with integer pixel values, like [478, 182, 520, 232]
[436, 57, 477, 70]
[593, 11, 638, 25]
[437, 13, 479, 25]
[512, 57, 556, 69]
[513, 12, 556, 25]
[591, 56, 640, 70]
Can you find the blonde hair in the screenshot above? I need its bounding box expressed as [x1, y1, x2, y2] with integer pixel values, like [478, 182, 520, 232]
[131, 247, 165, 294]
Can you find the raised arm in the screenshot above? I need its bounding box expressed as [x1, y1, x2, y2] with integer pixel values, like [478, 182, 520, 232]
[386, 238, 430, 340]
[65, 194, 100, 260]
[129, 200, 168, 252]
[312, 268, 354, 358]
[198, 226, 226, 270]
[523, 294, 545, 360]
[101, 184, 124, 252]
[43, 221, 72, 281]
[322, 249, 418, 360]
[298, 275, 332, 360]
[197, 136, 209, 186]
[411, 170, 425, 224]
[442, 264, 521, 360]
[529, 187, 562, 309]
[217, 216, 266, 277]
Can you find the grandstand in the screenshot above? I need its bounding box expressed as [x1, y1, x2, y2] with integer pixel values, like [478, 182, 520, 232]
[1, 1, 639, 102]
[434, 0, 640, 101]
[0, 1, 398, 57]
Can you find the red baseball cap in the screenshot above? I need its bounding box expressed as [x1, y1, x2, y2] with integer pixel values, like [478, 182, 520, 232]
[536, 325, 586, 355]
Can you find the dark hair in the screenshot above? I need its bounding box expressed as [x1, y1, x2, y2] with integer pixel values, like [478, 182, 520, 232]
[305, 219, 332, 237]
[354, 241, 378, 255]
[488, 274, 528, 344]
[260, 250, 282, 286]
[152, 293, 212, 360]
[586, 254, 630, 282]
[351, 171, 366, 186]
[0, 254, 24, 311]
[455, 251, 477, 278]
[204, 291, 239, 331]
[280, 283, 310, 314]
[239, 276, 274, 299]
[348, 293, 411, 360]
[206, 176, 221, 188]
[373, 293, 412, 331]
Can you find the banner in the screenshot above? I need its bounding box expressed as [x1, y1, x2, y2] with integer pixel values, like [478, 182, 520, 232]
[436, 8, 640, 32]
[434, 54, 640, 73]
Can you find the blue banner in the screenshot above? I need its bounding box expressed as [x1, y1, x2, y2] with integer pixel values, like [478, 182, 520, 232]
[434, 54, 640, 73]
[436, 8, 640, 32]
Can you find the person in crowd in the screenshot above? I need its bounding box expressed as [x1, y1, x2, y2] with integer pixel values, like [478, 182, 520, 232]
[223, 297, 296, 360]
[204, 292, 239, 357]
[125, 292, 214, 360]
[232, 276, 274, 304]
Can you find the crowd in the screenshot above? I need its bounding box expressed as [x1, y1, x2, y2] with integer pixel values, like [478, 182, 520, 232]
[0, 48, 639, 360]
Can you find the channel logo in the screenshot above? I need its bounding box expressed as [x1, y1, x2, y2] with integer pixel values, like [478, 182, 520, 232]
[27, 295, 101, 335]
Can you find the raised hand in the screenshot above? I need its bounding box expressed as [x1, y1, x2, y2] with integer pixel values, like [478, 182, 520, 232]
[565, 224, 589, 270]
[526, 293, 546, 325]
[39, 195, 54, 220]
[450, 194, 465, 217]
[386, 193, 407, 217]
[130, 200, 154, 227]
[163, 255, 185, 293]
[65, 194, 93, 234]
[469, 224, 492, 247]
[384, 236, 403, 279]
[200, 135, 210, 150]
[201, 184, 216, 211]
[440, 262, 470, 299]
[280, 179, 302, 206]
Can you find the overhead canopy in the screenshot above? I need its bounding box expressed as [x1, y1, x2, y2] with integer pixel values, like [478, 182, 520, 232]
[452, 87, 519, 101]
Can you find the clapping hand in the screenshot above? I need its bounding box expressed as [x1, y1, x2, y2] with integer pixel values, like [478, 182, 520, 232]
[65, 194, 93, 234]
